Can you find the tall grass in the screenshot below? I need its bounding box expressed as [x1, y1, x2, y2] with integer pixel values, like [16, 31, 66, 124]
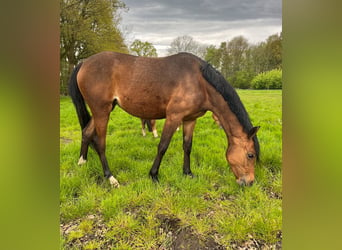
[60, 90, 282, 249]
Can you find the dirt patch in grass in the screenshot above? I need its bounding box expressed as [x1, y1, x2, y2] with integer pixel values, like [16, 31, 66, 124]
[156, 214, 224, 250]
[61, 214, 111, 249]
[60, 137, 73, 144]
[230, 231, 282, 249]
[61, 213, 281, 249]
[263, 187, 282, 200]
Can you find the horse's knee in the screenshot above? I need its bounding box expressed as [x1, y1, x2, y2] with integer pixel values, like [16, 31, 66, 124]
[158, 143, 168, 156]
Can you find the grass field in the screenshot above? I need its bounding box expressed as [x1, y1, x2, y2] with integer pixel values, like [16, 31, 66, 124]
[60, 90, 282, 249]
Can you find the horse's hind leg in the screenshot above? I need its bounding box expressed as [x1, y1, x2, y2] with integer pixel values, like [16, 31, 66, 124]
[78, 118, 95, 165]
[149, 118, 180, 182]
[151, 120, 158, 138]
[92, 108, 120, 188]
[141, 119, 147, 137]
[182, 120, 196, 177]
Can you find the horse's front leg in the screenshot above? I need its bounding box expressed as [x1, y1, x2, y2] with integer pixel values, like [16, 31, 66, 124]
[149, 118, 180, 182]
[182, 120, 196, 177]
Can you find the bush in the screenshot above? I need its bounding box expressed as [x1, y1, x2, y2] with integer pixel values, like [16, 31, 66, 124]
[251, 69, 282, 89]
[231, 70, 254, 89]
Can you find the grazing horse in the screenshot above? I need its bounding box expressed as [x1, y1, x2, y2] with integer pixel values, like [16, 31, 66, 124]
[141, 119, 158, 138]
[68, 51, 260, 188]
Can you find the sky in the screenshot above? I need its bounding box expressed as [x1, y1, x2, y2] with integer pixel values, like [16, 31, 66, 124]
[119, 0, 282, 56]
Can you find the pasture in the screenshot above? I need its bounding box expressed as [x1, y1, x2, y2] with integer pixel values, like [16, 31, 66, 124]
[60, 90, 282, 249]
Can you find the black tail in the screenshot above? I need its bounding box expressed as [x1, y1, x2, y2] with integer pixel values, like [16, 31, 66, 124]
[68, 62, 91, 129]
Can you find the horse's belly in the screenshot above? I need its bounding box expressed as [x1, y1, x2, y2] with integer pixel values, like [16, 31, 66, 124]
[116, 96, 167, 119]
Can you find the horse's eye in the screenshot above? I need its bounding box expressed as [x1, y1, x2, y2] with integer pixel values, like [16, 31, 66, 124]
[247, 153, 255, 159]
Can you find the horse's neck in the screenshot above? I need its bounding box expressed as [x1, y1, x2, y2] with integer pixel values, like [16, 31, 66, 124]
[218, 110, 246, 144]
[209, 93, 246, 144]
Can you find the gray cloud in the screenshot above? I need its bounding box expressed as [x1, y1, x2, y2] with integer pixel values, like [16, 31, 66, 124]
[120, 0, 282, 56]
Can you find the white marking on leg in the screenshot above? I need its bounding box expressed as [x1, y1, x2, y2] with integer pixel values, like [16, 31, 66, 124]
[78, 156, 87, 165]
[142, 128, 146, 137]
[153, 129, 158, 138]
[109, 176, 120, 188]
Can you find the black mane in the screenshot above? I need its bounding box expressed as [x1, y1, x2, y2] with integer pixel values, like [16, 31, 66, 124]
[200, 60, 260, 159]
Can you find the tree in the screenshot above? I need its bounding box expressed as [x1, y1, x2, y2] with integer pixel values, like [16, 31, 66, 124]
[167, 35, 207, 58]
[249, 32, 282, 74]
[60, 0, 128, 95]
[227, 36, 249, 73]
[264, 32, 282, 70]
[218, 42, 230, 79]
[218, 36, 251, 88]
[205, 45, 221, 70]
[250, 42, 267, 74]
[130, 39, 158, 57]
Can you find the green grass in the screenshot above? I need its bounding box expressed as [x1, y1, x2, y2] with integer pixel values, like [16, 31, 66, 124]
[60, 90, 282, 249]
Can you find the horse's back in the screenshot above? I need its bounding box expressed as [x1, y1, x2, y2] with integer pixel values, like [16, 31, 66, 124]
[77, 51, 206, 119]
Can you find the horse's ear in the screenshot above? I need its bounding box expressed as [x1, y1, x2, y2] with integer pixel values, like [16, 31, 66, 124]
[248, 126, 260, 139]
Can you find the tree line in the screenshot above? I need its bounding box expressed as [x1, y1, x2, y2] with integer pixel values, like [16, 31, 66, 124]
[165, 34, 282, 89]
[60, 0, 281, 94]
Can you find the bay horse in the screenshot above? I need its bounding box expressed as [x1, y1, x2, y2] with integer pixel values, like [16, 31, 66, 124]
[141, 119, 158, 138]
[68, 51, 260, 188]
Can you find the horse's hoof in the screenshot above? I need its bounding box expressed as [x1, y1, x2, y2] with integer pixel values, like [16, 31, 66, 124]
[78, 156, 87, 165]
[109, 176, 120, 188]
[150, 174, 159, 183]
[184, 172, 194, 178]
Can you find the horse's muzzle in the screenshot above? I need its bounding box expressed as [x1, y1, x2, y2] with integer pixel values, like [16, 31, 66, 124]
[236, 177, 254, 186]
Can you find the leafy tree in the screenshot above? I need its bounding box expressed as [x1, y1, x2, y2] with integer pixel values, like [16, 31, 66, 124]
[60, 0, 128, 95]
[250, 33, 282, 74]
[168, 35, 207, 58]
[220, 36, 250, 87]
[218, 42, 230, 80]
[130, 39, 158, 57]
[264, 33, 282, 70]
[227, 36, 249, 73]
[205, 45, 221, 70]
[250, 43, 267, 74]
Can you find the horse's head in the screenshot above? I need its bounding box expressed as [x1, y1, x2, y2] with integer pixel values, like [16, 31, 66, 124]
[226, 126, 260, 186]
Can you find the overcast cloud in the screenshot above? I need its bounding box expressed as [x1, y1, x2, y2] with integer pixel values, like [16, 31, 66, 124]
[120, 0, 282, 56]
